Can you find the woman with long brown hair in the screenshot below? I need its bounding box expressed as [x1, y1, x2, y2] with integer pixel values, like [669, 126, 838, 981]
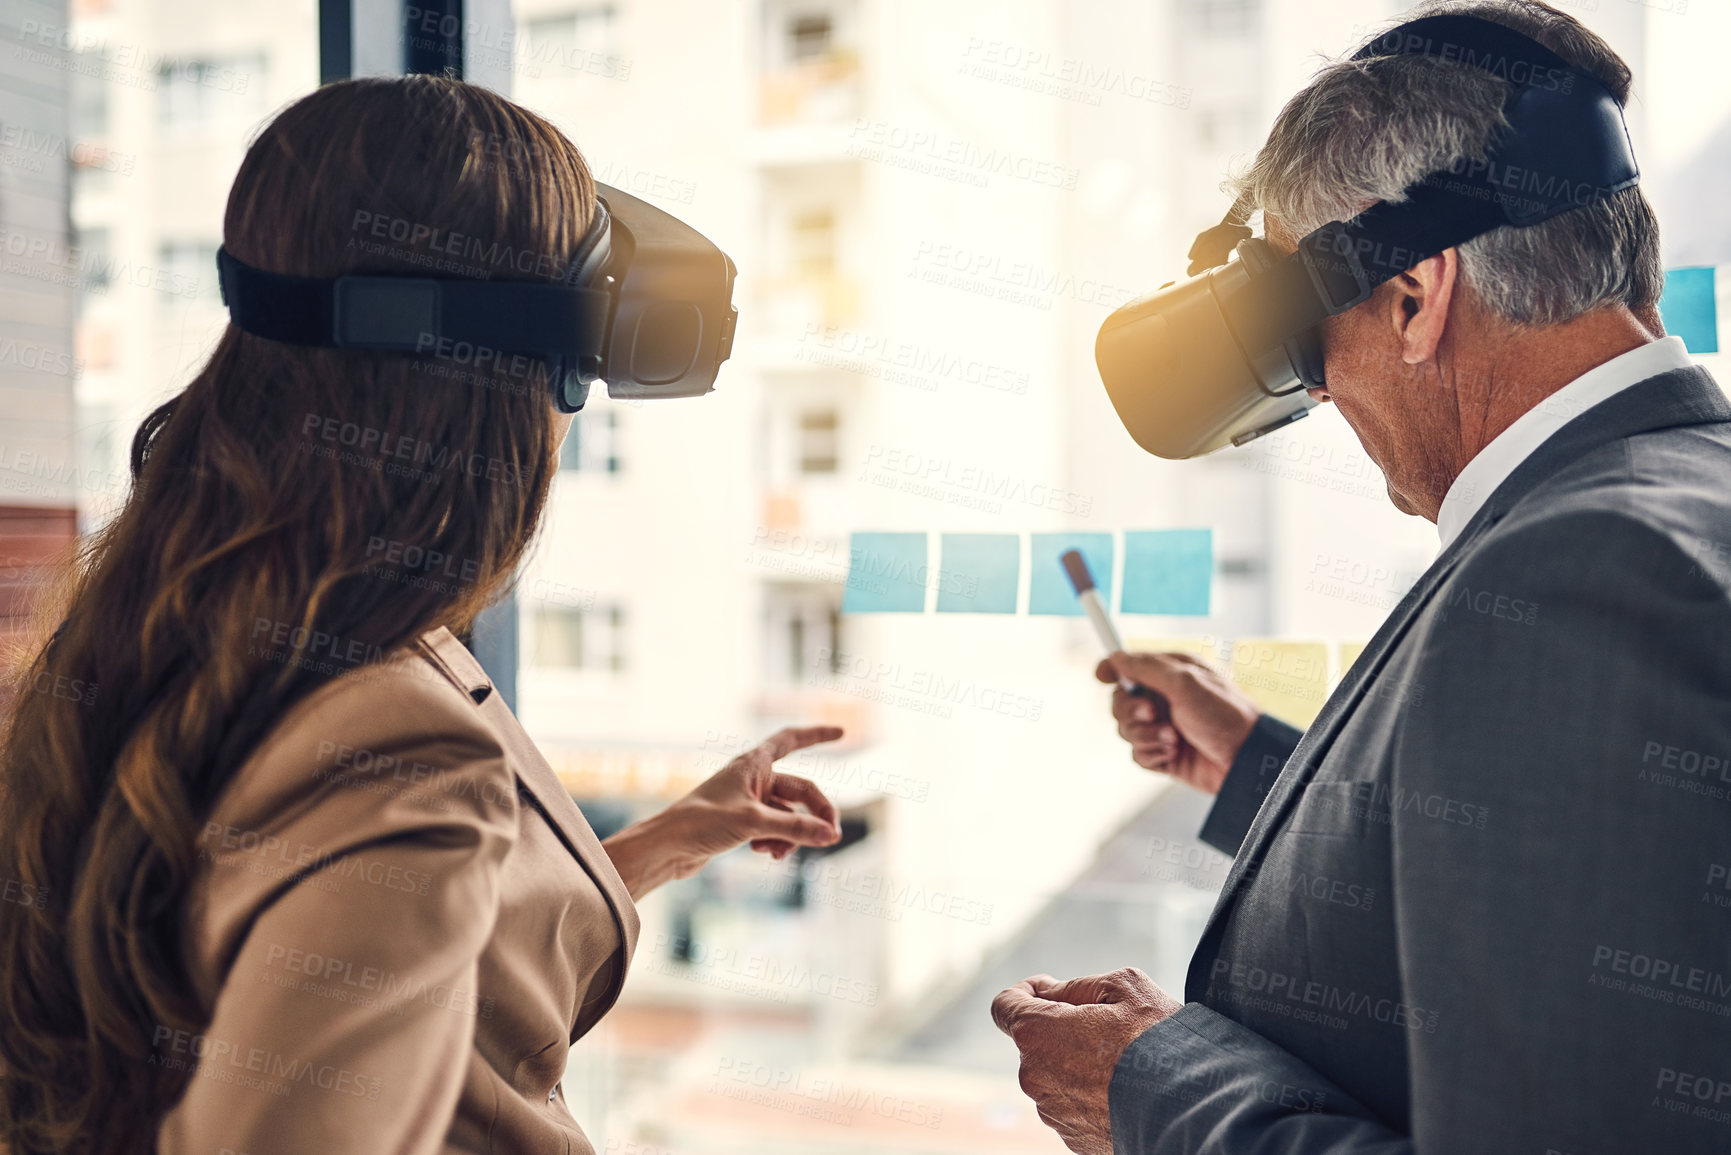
[0, 76, 842, 1154]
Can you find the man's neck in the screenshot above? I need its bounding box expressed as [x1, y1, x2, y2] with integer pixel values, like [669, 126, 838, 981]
[1410, 305, 1660, 519]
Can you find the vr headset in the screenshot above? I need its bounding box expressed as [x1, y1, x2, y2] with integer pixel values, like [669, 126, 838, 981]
[1095, 14, 1641, 459]
[216, 183, 738, 413]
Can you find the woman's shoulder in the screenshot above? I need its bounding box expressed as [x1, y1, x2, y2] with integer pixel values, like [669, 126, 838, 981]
[205, 626, 522, 855]
[186, 627, 525, 1009]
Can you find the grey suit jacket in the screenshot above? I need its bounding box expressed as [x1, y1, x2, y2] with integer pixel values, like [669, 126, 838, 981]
[1110, 365, 1731, 1154]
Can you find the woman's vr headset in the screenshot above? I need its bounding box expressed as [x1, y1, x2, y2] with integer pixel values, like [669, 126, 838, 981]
[216, 183, 738, 413]
[1095, 14, 1641, 460]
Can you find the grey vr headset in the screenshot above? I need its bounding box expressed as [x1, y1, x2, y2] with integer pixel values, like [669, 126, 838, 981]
[1095, 14, 1641, 459]
[216, 183, 738, 413]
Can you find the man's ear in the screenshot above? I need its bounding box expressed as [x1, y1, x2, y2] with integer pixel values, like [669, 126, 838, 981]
[1388, 247, 1459, 366]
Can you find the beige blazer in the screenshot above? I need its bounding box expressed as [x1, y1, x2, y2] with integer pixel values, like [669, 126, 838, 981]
[157, 627, 640, 1154]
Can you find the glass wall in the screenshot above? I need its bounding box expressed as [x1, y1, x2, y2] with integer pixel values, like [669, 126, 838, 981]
[10, 0, 1728, 1151]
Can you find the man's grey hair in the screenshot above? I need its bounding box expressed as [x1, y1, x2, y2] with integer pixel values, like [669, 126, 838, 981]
[1229, 0, 1663, 327]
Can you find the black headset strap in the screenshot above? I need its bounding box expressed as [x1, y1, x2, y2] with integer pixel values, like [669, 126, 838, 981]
[1220, 14, 1638, 352]
[1351, 13, 1574, 74]
[217, 202, 615, 359]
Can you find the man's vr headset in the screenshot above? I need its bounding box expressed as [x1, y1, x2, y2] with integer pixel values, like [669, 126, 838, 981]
[216, 183, 738, 413]
[1095, 14, 1640, 459]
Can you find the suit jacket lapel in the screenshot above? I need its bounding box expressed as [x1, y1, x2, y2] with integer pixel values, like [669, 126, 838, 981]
[417, 627, 641, 1018]
[1186, 365, 1730, 1001]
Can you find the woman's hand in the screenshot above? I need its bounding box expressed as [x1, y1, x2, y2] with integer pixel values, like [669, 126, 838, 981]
[601, 726, 845, 901]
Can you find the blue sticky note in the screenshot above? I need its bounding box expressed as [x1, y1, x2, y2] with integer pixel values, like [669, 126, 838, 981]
[841, 532, 928, 612]
[1658, 267, 1718, 355]
[936, 534, 1020, 613]
[1029, 533, 1113, 616]
[1121, 529, 1213, 616]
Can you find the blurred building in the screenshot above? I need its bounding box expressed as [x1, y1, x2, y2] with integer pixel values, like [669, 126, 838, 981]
[47, 0, 1710, 1152]
[0, 0, 80, 676]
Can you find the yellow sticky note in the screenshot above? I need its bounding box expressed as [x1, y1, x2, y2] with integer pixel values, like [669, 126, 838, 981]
[1124, 636, 1228, 670]
[1229, 639, 1330, 728]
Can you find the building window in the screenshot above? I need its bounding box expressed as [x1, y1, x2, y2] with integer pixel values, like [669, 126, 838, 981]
[760, 1, 858, 123]
[797, 409, 838, 474]
[762, 583, 842, 686]
[786, 12, 833, 62]
[790, 208, 835, 277]
[1195, 106, 1257, 151]
[526, 7, 618, 58]
[156, 242, 221, 301]
[559, 410, 622, 473]
[75, 228, 112, 301]
[529, 602, 627, 671]
[71, 56, 108, 138]
[158, 55, 267, 126]
[1180, 0, 1259, 39]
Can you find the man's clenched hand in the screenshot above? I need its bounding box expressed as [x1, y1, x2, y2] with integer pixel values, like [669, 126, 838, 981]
[992, 967, 1183, 1155]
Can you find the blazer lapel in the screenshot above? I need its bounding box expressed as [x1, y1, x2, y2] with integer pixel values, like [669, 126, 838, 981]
[1187, 364, 1730, 1000]
[417, 627, 641, 1018]
[1185, 520, 1489, 1000]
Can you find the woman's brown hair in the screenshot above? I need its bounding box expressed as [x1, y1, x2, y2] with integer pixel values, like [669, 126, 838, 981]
[0, 76, 593, 1152]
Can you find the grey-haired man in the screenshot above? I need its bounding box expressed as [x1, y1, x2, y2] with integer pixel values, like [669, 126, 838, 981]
[994, 3, 1731, 1152]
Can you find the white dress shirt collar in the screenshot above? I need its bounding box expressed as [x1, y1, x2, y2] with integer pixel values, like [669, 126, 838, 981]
[1435, 336, 1696, 550]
